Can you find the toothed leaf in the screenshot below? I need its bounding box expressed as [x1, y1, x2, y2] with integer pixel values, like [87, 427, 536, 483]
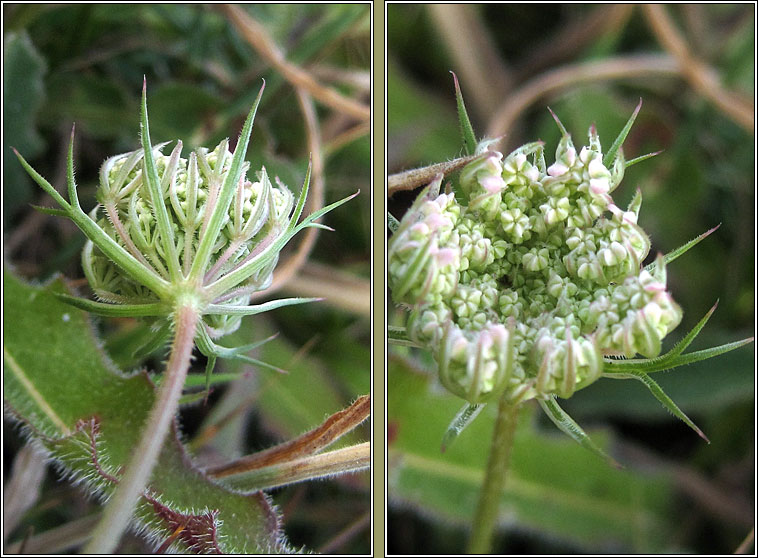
[3, 269, 284, 553]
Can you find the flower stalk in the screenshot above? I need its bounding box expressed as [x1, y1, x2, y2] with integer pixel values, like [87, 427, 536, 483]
[467, 395, 521, 554]
[83, 303, 201, 554]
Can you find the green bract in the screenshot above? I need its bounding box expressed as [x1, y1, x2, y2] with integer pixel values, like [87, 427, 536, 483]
[389, 114, 682, 404]
[14, 80, 356, 369]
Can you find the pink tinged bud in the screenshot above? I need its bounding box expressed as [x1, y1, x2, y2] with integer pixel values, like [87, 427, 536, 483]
[425, 211, 450, 231]
[435, 247, 458, 267]
[525, 166, 540, 182]
[599, 247, 616, 266]
[622, 211, 638, 224]
[643, 302, 663, 328]
[488, 323, 509, 344]
[480, 175, 506, 194]
[565, 146, 577, 166]
[587, 156, 608, 178]
[643, 280, 666, 293]
[607, 203, 623, 217]
[634, 310, 662, 358]
[547, 162, 569, 177]
[409, 222, 430, 237]
[589, 177, 610, 194]
[610, 241, 627, 259]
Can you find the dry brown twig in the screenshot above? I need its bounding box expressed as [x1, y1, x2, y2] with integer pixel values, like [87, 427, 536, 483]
[515, 4, 634, 78]
[642, 4, 753, 134]
[486, 54, 681, 151]
[206, 394, 370, 478]
[283, 262, 370, 317]
[388, 153, 484, 197]
[220, 4, 370, 123]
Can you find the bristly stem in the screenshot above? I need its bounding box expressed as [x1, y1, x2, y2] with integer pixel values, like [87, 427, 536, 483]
[83, 303, 201, 553]
[467, 395, 521, 554]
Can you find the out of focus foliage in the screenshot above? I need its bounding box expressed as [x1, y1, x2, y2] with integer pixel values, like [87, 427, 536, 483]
[4, 4, 370, 553]
[387, 4, 753, 554]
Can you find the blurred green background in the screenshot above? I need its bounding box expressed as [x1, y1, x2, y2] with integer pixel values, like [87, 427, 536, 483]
[4, 3, 370, 553]
[387, 4, 754, 554]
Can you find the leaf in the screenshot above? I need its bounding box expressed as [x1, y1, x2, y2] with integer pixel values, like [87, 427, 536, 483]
[602, 301, 753, 376]
[603, 301, 719, 374]
[645, 225, 721, 271]
[451, 71, 477, 156]
[441, 402, 484, 453]
[603, 98, 642, 168]
[604, 372, 708, 442]
[538, 397, 621, 468]
[388, 325, 422, 347]
[2, 269, 289, 553]
[387, 355, 675, 552]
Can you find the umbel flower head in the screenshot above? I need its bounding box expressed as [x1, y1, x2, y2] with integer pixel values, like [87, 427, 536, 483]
[389, 107, 684, 405]
[14, 80, 355, 368]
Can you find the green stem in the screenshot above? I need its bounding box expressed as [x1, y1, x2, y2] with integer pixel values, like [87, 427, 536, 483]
[83, 303, 200, 553]
[467, 394, 521, 554]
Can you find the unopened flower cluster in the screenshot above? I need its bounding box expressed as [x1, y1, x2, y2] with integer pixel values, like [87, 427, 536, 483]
[85, 140, 291, 336]
[389, 125, 682, 403]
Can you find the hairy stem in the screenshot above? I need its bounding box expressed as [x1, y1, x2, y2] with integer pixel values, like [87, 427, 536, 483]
[467, 395, 521, 554]
[83, 304, 200, 553]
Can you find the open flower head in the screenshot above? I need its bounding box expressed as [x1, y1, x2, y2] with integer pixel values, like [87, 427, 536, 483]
[389, 113, 682, 404]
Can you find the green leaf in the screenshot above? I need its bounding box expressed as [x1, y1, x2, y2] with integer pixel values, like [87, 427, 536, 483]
[54, 292, 167, 317]
[253, 323, 359, 442]
[205, 297, 322, 315]
[189, 81, 266, 281]
[625, 150, 662, 168]
[645, 224, 720, 270]
[604, 371, 708, 442]
[30, 204, 68, 217]
[387, 356, 675, 552]
[441, 402, 484, 452]
[603, 300, 753, 376]
[603, 301, 719, 374]
[139, 80, 181, 281]
[387, 212, 400, 233]
[538, 396, 621, 468]
[451, 72, 477, 156]
[3, 269, 288, 553]
[603, 98, 642, 168]
[388, 325, 422, 347]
